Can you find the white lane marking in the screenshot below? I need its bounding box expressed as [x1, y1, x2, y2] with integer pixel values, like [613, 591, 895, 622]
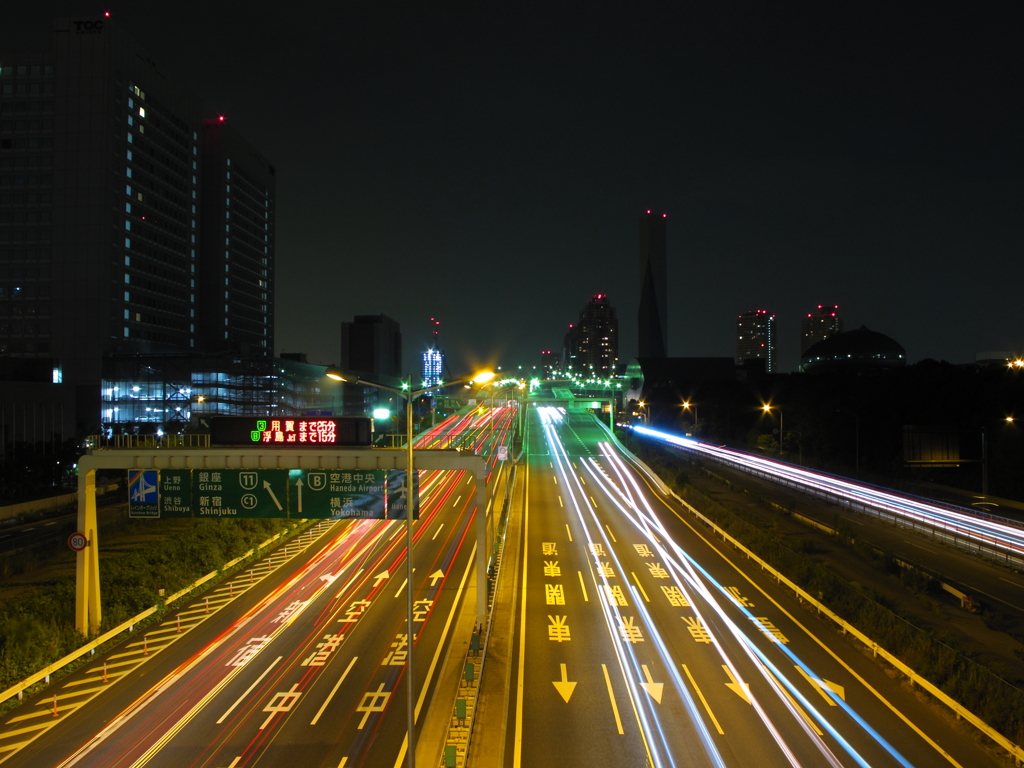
[310, 657, 357, 725]
[432, 523, 445, 541]
[217, 656, 282, 724]
[999, 578, 1024, 589]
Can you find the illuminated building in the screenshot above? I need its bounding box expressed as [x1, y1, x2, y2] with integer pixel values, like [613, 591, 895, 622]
[422, 347, 444, 388]
[575, 293, 619, 376]
[638, 210, 667, 358]
[540, 349, 558, 378]
[0, 16, 274, 434]
[736, 309, 776, 373]
[800, 304, 843, 356]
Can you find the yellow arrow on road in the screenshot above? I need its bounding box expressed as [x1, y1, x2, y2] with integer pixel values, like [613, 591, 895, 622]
[723, 665, 751, 704]
[640, 665, 664, 703]
[553, 663, 577, 703]
[795, 666, 846, 705]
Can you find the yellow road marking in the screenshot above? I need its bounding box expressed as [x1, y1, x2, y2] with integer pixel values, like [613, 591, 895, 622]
[0, 739, 35, 753]
[5, 708, 60, 724]
[577, 571, 589, 602]
[512, 461, 530, 768]
[63, 670, 129, 687]
[590, 496, 597, 508]
[630, 572, 650, 602]
[565, 524, 572, 542]
[601, 664, 624, 734]
[35, 685, 108, 704]
[661, 496, 967, 768]
[558, 495, 563, 507]
[605, 525, 617, 542]
[795, 666, 841, 706]
[87, 658, 142, 672]
[0, 716, 79, 740]
[682, 664, 724, 735]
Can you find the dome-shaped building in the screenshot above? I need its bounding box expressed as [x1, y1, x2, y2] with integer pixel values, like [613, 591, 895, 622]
[799, 325, 906, 374]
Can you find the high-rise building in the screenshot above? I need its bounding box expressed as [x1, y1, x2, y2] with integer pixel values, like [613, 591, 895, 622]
[562, 324, 579, 374]
[199, 118, 275, 357]
[575, 293, 618, 376]
[800, 304, 843, 355]
[0, 16, 274, 433]
[638, 211, 667, 358]
[540, 349, 558, 379]
[341, 314, 401, 381]
[736, 309, 776, 372]
[422, 347, 444, 388]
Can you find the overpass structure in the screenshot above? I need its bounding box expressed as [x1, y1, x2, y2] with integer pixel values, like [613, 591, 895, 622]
[75, 447, 489, 635]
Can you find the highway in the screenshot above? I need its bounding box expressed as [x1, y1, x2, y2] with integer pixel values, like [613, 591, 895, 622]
[634, 426, 1024, 568]
[501, 405, 1002, 768]
[0, 404, 516, 768]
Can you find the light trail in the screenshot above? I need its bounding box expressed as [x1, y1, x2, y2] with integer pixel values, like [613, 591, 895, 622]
[590, 438, 922, 768]
[634, 425, 1024, 564]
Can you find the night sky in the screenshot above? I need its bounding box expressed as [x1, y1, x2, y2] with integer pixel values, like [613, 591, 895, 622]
[8, 3, 1023, 375]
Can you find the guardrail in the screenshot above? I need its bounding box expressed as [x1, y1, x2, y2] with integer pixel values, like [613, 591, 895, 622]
[665, 441, 1024, 571]
[1, 525, 298, 708]
[666, 487, 1024, 764]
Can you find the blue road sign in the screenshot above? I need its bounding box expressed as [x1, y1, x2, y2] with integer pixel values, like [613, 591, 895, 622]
[128, 470, 159, 518]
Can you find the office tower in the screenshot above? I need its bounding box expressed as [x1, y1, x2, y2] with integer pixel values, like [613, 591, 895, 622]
[638, 210, 667, 358]
[800, 304, 843, 355]
[576, 293, 618, 376]
[0, 16, 273, 433]
[736, 309, 776, 372]
[562, 324, 579, 374]
[341, 314, 402, 380]
[540, 349, 558, 378]
[422, 347, 444, 388]
[199, 118, 275, 357]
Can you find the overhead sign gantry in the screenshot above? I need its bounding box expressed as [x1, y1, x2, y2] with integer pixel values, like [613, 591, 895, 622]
[75, 445, 488, 636]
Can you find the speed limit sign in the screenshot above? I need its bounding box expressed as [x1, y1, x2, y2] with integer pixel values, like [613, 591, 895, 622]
[68, 532, 88, 552]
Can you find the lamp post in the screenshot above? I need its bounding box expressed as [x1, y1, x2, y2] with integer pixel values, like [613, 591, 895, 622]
[325, 366, 494, 768]
[682, 400, 697, 434]
[762, 403, 783, 457]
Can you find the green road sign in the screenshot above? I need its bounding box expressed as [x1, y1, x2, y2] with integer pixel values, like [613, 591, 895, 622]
[288, 469, 419, 519]
[194, 469, 289, 518]
[158, 470, 193, 517]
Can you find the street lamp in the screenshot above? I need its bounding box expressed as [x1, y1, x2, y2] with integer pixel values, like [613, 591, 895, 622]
[762, 403, 783, 457]
[681, 400, 697, 434]
[324, 365, 494, 768]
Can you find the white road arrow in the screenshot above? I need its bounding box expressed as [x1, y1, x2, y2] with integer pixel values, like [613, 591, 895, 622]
[552, 663, 577, 703]
[319, 569, 343, 585]
[373, 570, 390, 587]
[428, 570, 445, 587]
[723, 665, 751, 704]
[640, 665, 664, 704]
[263, 480, 283, 511]
[295, 478, 304, 514]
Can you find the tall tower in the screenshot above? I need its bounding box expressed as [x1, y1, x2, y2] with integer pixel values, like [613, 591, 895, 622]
[576, 294, 619, 376]
[800, 304, 843, 355]
[638, 211, 667, 358]
[736, 309, 776, 373]
[422, 316, 443, 387]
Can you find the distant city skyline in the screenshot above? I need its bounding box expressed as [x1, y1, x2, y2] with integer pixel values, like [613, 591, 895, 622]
[3, 5, 1018, 379]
